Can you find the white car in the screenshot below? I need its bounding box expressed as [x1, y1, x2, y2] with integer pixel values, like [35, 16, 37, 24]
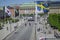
[27, 17, 32, 19]
[39, 37, 46, 40]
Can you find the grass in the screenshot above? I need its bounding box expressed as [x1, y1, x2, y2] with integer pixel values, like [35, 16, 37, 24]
[48, 13, 60, 31]
[11, 19, 19, 23]
[38, 13, 44, 16]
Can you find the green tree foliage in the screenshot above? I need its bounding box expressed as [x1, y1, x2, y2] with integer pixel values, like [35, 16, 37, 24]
[48, 14, 60, 31]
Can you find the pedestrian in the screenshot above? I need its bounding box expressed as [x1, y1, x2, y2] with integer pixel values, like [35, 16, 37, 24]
[14, 26, 17, 31]
[25, 23, 27, 26]
[37, 28, 40, 32]
[29, 23, 31, 26]
[39, 22, 41, 24]
[46, 27, 48, 29]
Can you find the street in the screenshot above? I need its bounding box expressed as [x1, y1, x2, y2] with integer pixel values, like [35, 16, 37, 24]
[3, 14, 58, 40]
[4, 19, 35, 40]
[1, 1, 60, 40]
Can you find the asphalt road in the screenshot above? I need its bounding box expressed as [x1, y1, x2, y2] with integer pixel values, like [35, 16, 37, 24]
[4, 21, 34, 40]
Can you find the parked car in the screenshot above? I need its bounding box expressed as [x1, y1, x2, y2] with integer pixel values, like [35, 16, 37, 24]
[27, 16, 32, 19]
[28, 19, 34, 21]
[54, 31, 60, 38]
[28, 16, 35, 21]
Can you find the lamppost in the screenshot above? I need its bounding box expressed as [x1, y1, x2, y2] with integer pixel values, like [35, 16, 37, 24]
[35, 2, 37, 40]
[9, 19, 12, 32]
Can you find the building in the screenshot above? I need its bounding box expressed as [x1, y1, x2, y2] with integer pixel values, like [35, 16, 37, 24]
[7, 3, 35, 17]
[9, 1, 60, 14]
[0, 1, 60, 17]
[48, 1, 60, 14]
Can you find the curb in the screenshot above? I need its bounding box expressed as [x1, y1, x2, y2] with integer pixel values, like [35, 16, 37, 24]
[2, 19, 26, 40]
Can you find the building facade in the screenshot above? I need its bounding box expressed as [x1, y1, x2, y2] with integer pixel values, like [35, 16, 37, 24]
[5, 1, 60, 17]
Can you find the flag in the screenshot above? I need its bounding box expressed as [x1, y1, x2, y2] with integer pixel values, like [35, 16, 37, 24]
[5, 6, 11, 16]
[35, 1, 49, 13]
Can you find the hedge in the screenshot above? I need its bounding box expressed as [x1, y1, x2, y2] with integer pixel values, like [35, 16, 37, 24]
[48, 14, 60, 31]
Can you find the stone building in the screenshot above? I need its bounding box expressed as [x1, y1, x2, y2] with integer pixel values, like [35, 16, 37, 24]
[48, 1, 60, 14]
[0, 1, 60, 17]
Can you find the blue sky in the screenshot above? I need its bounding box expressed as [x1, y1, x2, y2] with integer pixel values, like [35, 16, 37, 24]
[0, 0, 60, 6]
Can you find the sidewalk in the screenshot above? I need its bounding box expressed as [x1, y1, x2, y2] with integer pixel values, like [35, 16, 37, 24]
[0, 18, 26, 40]
[36, 15, 55, 40]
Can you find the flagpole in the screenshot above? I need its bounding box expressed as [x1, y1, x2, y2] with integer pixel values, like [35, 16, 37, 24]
[3, 6, 5, 28]
[35, 2, 38, 23]
[35, 1, 37, 40]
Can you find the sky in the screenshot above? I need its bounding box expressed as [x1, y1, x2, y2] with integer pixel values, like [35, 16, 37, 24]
[0, 0, 60, 6]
